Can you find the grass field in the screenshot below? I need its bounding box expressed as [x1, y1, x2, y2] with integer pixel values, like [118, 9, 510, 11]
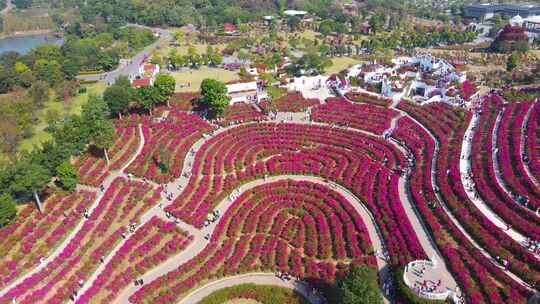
[171, 67, 239, 92]
[17, 82, 106, 153]
[325, 57, 361, 75]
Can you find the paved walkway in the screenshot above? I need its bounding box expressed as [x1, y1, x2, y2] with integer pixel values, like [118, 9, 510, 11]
[178, 273, 322, 304]
[460, 111, 536, 252]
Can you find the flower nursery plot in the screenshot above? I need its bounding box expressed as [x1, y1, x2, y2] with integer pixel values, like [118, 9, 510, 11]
[525, 102, 540, 183]
[0, 178, 161, 304]
[0, 191, 95, 288]
[130, 180, 377, 303]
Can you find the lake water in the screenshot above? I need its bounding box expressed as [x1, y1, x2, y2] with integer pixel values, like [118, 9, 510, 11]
[0, 34, 63, 54]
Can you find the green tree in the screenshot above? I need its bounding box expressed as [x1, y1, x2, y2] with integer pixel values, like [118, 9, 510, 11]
[199, 78, 229, 118]
[56, 160, 78, 191]
[506, 53, 520, 72]
[103, 76, 135, 118]
[10, 160, 51, 213]
[335, 264, 383, 304]
[137, 85, 165, 114]
[154, 73, 176, 106]
[0, 193, 16, 227]
[82, 95, 115, 164]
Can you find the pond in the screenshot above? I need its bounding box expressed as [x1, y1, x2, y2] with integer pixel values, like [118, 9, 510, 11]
[0, 33, 63, 54]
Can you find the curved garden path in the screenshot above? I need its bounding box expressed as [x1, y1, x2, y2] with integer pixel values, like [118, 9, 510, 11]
[178, 273, 322, 304]
[114, 174, 390, 304]
[521, 101, 540, 189]
[0, 124, 146, 299]
[460, 110, 538, 254]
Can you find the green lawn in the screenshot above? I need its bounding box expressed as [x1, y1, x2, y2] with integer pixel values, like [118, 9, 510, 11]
[170, 67, 239, 92]
[325, 57, 361, 75]
[17, 82, 106, 153]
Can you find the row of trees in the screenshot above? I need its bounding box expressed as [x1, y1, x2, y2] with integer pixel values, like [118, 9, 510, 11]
[0, 72, 176, 226]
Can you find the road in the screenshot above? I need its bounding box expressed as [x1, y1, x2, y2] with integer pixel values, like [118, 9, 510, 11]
[76, 25, 172, 84]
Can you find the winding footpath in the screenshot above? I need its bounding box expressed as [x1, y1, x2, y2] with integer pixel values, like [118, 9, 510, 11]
[460, 111, 537, 252]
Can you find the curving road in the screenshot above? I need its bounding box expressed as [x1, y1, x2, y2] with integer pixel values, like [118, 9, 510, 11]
[76, 25, 172, 85]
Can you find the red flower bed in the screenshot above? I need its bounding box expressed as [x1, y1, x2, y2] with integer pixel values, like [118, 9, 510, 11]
[496, 101, 540, 210]
[470, 97, 540, 239]
[0, 191, 95, 288]
[525, 102, 540, 185]
[165, 123, 424, 267]
[1, 178, 161, 304]
[272, 92, 320, 112]
[129, 180, 377, 303]
[345, 91, 392, 107]
[395, 101, 537, 303]
[218, 102, 266, 126]
[312, 97, 399, 134]
[127, 111, 213, 183]
[76, 216, 193, 304]
[74, 126, 140, 186]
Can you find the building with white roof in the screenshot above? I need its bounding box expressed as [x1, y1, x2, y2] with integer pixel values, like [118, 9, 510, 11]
[226, 81, 267, 104]
[283, 10, 308, 16]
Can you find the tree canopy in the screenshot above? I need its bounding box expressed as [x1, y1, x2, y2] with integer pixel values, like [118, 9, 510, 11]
[334, 264, 383, 304]
[199, 78, 230, 118]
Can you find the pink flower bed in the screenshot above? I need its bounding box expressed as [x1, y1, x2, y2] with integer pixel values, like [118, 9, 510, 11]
[345, 91, 392, 107]
[218, 102, 266, 126]
[496, 101, 540, 210]
[311, 97, 399, 134]
[0, 178, 161, 304]
[395, 101, 536, 303]
[76, 216, 193, 304]
[127, 111, 213, 183]
[470, 97, 540, 239]
[165, 122, 423, 267]
[525, 102, 540, 185]
[0, 191, 95, 288]
[74, 126, 140, 186]
[272, 92, 320, 112]
[129, 180, 377, 303]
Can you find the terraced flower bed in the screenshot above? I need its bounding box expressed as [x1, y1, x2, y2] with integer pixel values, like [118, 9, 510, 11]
[166, 122, 424, 265]
[470, 97, 540, 239]
[76, 216, 193, 304]
[74, 126, 140, 186]
[345, 91, 392, 107]
[272, 92, 320, 112]
[130, 180, 378, 303]
[394, 101, 536, 303]
[127, 111, 213, 183]
[0, 178, 161, 304]
[312, 97, 398, 134]
[218, 103, 266, 126]
[0, 191, 95, 288]
[496, 101, 540, 210]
